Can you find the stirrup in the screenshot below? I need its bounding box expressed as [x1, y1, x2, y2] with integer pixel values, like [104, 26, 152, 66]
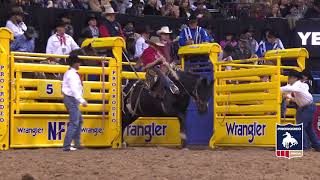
[169, 84, 179, 94]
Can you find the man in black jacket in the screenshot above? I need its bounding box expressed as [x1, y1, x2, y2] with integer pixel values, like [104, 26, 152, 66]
[79, 14, 99, 44]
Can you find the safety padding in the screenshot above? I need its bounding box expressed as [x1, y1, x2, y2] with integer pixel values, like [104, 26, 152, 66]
[210, 49, 308, 148]
[0, 29, 123, 149]
[123, 117, 181, 146]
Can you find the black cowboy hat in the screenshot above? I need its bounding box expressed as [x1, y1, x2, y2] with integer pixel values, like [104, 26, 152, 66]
[67, 54, 81, 66]
[86, 13, 97, 24]
[287, 70, 302, 79]
[136, 25, 153, 34]
[193, 0, 206, 6]
[301, 70, 313, 81]
[187, 14, 198, 23]
[267, 30, 278, 38]
[223, 45, 235, 54]
[54, 21, 67, 29]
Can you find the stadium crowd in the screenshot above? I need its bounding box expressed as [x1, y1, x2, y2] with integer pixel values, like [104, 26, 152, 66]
[3, 0, 320, 64]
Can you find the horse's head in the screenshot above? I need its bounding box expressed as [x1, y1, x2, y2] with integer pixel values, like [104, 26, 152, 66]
[192, 77, 213, 113]
[283, 132, 291, 137]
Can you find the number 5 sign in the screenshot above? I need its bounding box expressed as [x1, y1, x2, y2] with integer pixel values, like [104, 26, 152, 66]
[38, 80, 62, 98]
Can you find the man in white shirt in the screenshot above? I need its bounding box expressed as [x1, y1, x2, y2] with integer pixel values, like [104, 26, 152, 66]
[62, 54, 87, 151]
[281, 71, 320, 151]
[46, 22, 79, 64]
[134, 26, 152, 59]
[6, 6, 28, 37]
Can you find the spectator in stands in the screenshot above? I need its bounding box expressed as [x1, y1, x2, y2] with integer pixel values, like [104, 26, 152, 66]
[157, 26, 174, 63]
[256, 30, 284, 57]
[89, 0, 109, 12]
[179, 15, 211, 46]
[78, 14, 99, 45]
[233, 34, 252, 60]
[126, 0, 144, 16]
[179, 0, 191, 18]
[99, 5, 124, 38]
[59, 13, 74, 37]
[114, 0, 131, 14]
[192, 0, 212, 21]
[134, 26, 152, 59]
[219, 32, 237, 49]
[205, 25, 215, 43]
[10, 26, 37, 52]
[123, 22, 135, 39]
[143, 0, 162, 15]
[267, 3, 282, 17]
[244, 26, 259, 55]
[287, 0, 308, 29]
[57, 0, 75, 9]
[304, 0, 320, 18]
[73, 0, 90, 10]
[161, 0, 179, 18]
[250, 3, 267, 19]
[279, 0, 292, 17]
[6, 6, 28, 37]
[219, 45, 234, 71]
[46, 22, 79, 62]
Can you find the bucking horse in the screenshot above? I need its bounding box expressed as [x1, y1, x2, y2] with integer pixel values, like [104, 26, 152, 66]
[122, 70, 213, 146]
[72, 45, 213, 147]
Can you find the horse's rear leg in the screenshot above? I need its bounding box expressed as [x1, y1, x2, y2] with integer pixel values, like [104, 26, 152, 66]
[178, 113, 187, 148]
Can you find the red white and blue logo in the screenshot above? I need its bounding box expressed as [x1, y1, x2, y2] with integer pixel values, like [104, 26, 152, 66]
[276, 123, 303, 159]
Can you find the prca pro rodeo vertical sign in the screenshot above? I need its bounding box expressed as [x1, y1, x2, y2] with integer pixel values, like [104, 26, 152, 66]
[0, 28, 13, 150]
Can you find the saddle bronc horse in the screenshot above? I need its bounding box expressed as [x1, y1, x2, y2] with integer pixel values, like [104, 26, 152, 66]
[122, 71, 213, 146]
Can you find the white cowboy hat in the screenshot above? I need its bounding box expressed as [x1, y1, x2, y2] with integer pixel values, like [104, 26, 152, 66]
[156, 26, 172, 35]
[102, 5, 117, 16]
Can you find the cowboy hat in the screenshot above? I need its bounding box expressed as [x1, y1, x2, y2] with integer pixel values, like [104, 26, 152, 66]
[156, 26, 172, 35]
[86, 13, 97, 24]
[67, 54, 81, 66]
[54, 21, 67, 29]
[193, 0, 206, 6]
[102, 5, 117, 16]
[239, 34, 249, 42]
[301, 70, 313, 81]
[136, 25, 154, 34]
[10, 6, 28, 16]
[287, 70, 302, 79]
[147, 36, 165, 47]
[188, 14, 198, 23]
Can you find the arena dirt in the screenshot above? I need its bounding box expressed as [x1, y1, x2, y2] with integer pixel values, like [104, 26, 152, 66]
[0, 147, 319, 180]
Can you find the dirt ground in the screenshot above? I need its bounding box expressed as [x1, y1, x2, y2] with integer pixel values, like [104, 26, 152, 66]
[0, 147, 319, 180]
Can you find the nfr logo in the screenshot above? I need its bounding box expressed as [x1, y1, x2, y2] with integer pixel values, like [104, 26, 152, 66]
[276, 123, 303, 159]
[48, 122, 66, 140]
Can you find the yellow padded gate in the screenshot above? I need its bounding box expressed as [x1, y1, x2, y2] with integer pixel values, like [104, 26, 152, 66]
[210, 48, 309, 148]
[0, 28, 124, 149]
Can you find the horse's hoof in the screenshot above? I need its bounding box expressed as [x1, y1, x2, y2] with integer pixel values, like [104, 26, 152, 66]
[180, 133, 187, 140]
[122, 141, 127, 148]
